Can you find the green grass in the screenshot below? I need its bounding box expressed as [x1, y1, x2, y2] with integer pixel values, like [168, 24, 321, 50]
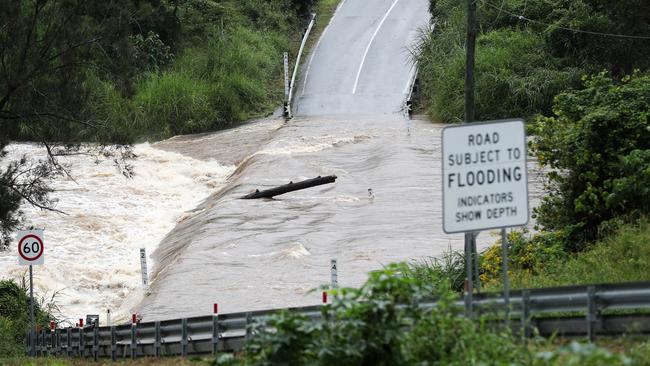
[0, 356, 212, 366]
[78, 0, 315, 142]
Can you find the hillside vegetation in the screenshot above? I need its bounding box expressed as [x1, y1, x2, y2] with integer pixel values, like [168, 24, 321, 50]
[415, 0, 650, 124]
[1, 0, 315, 144]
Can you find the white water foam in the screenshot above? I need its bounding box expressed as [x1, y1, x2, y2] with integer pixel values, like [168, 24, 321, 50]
[0, 143, 234, 324]
[257, 134, 372, 156]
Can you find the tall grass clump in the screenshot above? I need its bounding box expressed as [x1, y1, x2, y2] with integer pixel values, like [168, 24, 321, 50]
[130, 19, 289, 138]
[132, 72, 217, 137]
[415, 26, 580, 123]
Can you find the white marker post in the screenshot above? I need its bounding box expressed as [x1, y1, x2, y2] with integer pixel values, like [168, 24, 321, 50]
[283, 52, 290, 117]
[442, 119, 529, 316]
[140, 248, 149, 291]
[17, 229, 45, 357]
[330, 259, 338, 288]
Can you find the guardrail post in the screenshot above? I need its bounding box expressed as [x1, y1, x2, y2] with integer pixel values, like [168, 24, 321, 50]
[93, 325, 99, 361]
[110, 326, 116, 361]
[154, 321, 161, 357]
[66, 327, 72, 357]
[49, 321, 55, 356]
[35, 329, 40, 356]
[55, 328, 61, 356]
[42, 329, 47, 356]
[212, 304, 220, 355]
[181, 318, 188, 357]
[79, 326, 84, 358]
[521, 290, 531, 339]
[587, 285, 597, 342]
[245, 312, 253, 342]
[131, 316, 137, 359]
[34, 329, 39, 356]
[34, 329, 38, 356]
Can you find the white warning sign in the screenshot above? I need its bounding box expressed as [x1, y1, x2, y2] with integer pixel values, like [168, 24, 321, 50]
[442, 119, 529, 233]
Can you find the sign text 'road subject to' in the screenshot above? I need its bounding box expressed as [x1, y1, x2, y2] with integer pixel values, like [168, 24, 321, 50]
[442, 119, 529, 233]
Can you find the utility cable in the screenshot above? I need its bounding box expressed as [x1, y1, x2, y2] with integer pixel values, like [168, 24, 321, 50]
[479, 0, 650, 40]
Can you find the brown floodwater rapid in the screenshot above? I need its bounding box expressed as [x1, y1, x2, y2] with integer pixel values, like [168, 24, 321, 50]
[137, 115, 544, 320]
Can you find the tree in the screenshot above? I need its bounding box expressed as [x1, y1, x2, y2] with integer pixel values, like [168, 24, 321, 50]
[532, 72, 650, 251]
[0, 0, 176, 248]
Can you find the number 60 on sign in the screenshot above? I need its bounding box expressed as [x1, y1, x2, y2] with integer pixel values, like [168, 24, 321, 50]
[17, 230, 44, 266]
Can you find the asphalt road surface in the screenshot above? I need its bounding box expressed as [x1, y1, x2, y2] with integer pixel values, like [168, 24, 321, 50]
[296, 0, 430, 115]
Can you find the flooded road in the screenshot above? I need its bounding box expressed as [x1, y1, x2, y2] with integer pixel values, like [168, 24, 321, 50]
[138, 115, 544, 319]
[136, 0, 544, 320]
[1, 0, 545, 322]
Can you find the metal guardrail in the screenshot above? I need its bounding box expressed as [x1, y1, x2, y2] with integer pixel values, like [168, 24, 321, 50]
[284, 13, 317, 118]
[27, 282, 650, 359]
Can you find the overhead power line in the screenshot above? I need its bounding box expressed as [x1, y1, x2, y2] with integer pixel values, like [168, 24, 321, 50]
[480, 0, 650, 40]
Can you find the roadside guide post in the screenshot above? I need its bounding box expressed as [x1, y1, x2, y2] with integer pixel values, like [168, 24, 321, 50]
[442, 119, 529, 319]
[330, 259, 338, 289]
[17, 229, 45, 357]
[140, 248, 149, 292]
[283, 52, 290, 117]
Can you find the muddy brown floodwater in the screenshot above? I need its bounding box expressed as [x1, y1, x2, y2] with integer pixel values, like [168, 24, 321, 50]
[137, 115, 545, 320]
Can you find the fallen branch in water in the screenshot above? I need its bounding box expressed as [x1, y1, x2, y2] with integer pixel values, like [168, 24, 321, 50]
[241, 175, 337, 199]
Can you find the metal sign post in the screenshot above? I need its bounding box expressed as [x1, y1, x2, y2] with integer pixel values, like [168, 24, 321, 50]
[501, 228, 510, 325]
[464, 233, 474, 317]
[442, 119, 529, 317]
[17, 229, 45, 357]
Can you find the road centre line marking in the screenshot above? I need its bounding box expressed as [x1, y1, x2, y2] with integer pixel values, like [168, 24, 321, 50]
[351, 0, 401, 95]
[302, 0, 350, 96]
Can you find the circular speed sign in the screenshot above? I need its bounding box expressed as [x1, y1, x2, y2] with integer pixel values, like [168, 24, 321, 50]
[17, 230, 44, 265]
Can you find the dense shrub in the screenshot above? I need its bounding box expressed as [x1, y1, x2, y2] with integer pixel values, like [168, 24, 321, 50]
[0, 280, 50, 356]
[480, 229, 567, 285]
[231, 264, 529, 365]
[214, 262, 650, 365]
[532, 72, 650, 250]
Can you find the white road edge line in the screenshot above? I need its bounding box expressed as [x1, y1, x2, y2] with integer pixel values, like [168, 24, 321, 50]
[301, 0, 349, 96]
[402, 64, 417, 95]
[351, 0, 401, 95]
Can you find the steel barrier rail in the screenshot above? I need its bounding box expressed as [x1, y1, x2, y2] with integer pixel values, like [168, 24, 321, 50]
[284, 13, 317, 118]
[27, 282, 650, 359]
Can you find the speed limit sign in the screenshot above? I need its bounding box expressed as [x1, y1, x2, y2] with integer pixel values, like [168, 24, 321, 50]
[17, 230, 44, 266]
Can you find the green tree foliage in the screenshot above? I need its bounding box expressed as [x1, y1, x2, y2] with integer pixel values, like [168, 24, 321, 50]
[477, 0, 650, 74]
[417, 0, 650, 123]
[532, 72, 650, 250]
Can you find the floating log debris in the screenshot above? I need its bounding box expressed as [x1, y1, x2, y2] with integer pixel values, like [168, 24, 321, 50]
[241, 175, 337, 199]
